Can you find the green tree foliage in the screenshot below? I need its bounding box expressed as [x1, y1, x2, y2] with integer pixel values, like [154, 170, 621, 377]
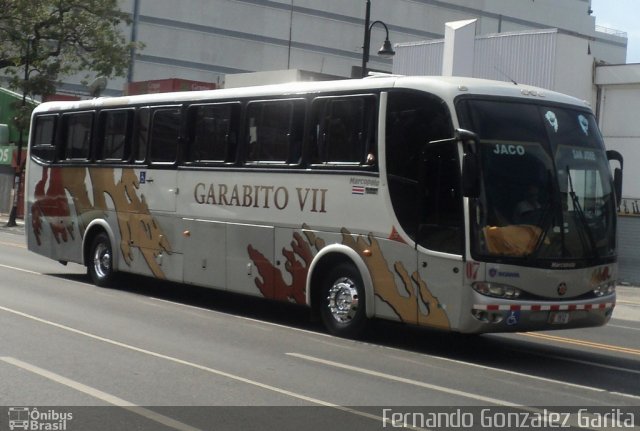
[0, 0, 138, 99]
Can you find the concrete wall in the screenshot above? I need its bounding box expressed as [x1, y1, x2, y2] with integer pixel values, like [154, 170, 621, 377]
[617, 216, 640, 285]
[393, 29, 594, 102]
[474, 30, 558, 90]
[595, 64, 640, 285]
[554, 32, 594, 102]
[595, 64, 640, 199]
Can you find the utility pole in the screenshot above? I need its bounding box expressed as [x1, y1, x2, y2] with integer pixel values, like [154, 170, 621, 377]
[361, 0, 372, 78]
[6, 37, 32, 227]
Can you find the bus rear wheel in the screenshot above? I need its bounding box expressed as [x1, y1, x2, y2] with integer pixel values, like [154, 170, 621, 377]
[320, 263, 368, 338]
[88, 232, 115, 287]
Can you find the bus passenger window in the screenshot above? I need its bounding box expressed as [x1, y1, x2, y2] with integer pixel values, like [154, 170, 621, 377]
[188, 103, 239, 163]
[310, 96, 377, 166]
[30, 115, 57, 162]
[245, 99, 303, 164]
[150, 108, 181, 163]
[99, 110, 132, 161]
[62, 112, 93, 160]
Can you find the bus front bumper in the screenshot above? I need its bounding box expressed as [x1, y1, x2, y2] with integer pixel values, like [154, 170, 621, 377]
[462, 295, 615, 333]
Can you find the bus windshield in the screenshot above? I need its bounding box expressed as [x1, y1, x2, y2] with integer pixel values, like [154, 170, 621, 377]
[459, 99, 617, 264]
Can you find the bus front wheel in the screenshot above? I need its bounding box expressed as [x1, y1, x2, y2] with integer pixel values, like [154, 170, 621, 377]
[88, 232, 115, 287]
[320, 263, 368, 338]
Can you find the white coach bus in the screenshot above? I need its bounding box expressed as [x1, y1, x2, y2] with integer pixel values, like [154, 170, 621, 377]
[25, 75, 623, 337]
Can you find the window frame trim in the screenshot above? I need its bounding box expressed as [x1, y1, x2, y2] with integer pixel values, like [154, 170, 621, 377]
[59, 110, 95, 163]
[308, 93, 379, 170]
[243, 97, 306, 167]
[95, 108, 136, 163]
[185, 101, 241, 166]
[148, 105, 183, 166]
[29, 114, 59, 164]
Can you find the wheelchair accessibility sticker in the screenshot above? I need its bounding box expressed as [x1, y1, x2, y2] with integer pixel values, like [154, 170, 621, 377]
[506, 310, 521, 326]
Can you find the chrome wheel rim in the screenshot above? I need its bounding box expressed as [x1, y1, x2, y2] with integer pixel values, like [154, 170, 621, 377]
[93, 242, 111, 279]
[327, 277, 359, 323]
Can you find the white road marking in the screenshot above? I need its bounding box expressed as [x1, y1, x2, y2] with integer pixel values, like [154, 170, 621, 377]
[290, 349, 640, 401]
[148, 297, 272, 330]
[286, 352, 521, 407]
[414, 350, 606, 392]
[0, 305, 398, 428]
[2, 263, 638, 404]
[608, 323, 640, 331]
[0, 263, 42, 276]
[0, 356, 201, 431]
[511, 351, 640, 377]
[384, 343, 640, 398]
[149, 297, 217, 312]
[0, 240, 27, 249]
[286, 353, 640, 430]
[146, 297, 330, 337]
[149, 298, 640, 395]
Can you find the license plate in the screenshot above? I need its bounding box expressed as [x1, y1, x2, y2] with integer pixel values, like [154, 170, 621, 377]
[549, 311, 570, 324]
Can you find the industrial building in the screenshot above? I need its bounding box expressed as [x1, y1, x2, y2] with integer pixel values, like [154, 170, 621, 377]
[53, 0, 626, 97]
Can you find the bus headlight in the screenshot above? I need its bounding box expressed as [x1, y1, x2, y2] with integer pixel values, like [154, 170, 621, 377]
[593, 280, 616, 297]
[472, 282, 522, 299]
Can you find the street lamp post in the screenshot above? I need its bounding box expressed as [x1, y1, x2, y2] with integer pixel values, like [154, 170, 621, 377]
[6, 37, 32, 227]
[361, 0, 395, 78]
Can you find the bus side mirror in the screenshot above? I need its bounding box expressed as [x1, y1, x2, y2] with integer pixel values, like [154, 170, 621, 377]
[606, 150, 623, 207]
[613, 168, 622, 207]
[458, 129, 480, 198]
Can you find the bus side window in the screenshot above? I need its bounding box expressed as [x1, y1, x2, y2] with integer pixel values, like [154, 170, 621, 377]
[310, 95, 377, 166]
[98, 109, 133, 161]
[30, 115, 58, 162]
[149, 107, 181, 163]
[245, 99, 304, 164]
[61, 112, 93, 161]
[188, 103, 239, 163]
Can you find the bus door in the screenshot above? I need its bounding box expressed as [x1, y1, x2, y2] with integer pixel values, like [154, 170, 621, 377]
[128, 106, 182, 281]
[384, 89, 463, 328]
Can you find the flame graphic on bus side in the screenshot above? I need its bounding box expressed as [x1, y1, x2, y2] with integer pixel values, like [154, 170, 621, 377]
[32, 167, 75, 245]
[31, 167, 172, 279]
[247, 229, 326, 303]
[30, 166, 448, 328]
[248, 227, 450, 329]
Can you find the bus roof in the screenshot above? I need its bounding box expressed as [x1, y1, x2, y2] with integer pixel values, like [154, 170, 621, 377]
[32, 75, 590, 114]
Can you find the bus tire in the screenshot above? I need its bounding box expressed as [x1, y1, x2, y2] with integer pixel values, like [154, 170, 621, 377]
[88, 232, 115, 287]
[320, 262, 368, 338]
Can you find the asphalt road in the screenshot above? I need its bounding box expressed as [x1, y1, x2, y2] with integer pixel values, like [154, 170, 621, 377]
[0, 227, 638, 430]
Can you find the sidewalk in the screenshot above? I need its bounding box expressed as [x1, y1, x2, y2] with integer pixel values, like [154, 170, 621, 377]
[0, 214, 25, 234]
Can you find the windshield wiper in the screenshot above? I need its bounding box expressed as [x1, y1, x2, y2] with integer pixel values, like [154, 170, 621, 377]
[566, 166, 599, 259]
